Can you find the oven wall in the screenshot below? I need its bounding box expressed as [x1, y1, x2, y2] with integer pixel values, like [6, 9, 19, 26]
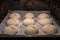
[49, 0, 60, 25]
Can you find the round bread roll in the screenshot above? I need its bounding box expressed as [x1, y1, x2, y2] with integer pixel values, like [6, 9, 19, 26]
[42, 24, 57, 35]
[6, 18, 19, 26]
[25, 13, 34, 19]
[25, 25, 38, 35]
[9, 13, 20, 19]
[3, 25, 19, 35]
[23, 19, 35, 26]
[38, 18, 52, 26]
[38, 13, 49, 19]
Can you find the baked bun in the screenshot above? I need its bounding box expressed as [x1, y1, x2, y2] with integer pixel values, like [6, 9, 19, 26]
[23, 19, 35, 26]
[3, 25, 19, 35]
[42, 24, 57, 35]
[38, 18, 52, 26]
[9, 13, 20, 19]
[38, 13, 49, 19]
[6, 18, 19, 26]
[25, 25, 38, 35]
[25, 13, 34, 19]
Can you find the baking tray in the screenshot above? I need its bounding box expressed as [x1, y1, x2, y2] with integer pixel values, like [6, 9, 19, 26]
[0, 11, 60, 37]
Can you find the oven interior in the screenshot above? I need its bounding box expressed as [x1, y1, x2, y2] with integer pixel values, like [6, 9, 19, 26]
[0, 0, 60, 36]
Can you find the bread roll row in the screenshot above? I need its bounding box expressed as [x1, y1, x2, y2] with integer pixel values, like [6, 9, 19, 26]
[3, 12, 21, 35]
[23, 13, 39, 35]
[38, 12, 57, 35]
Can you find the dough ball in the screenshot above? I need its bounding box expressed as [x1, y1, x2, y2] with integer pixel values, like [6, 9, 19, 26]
[9, 13, 21, 19]
[25, 25, 38, 35]
[23, 19, 35, 26]
[42, 24, 57, 35]
[38, 13, 49, 19]
[6, 18, 19, 26]
[25, 13, 34, 19]
[38, 18, 52, 26]
[3, 25, 19, 35]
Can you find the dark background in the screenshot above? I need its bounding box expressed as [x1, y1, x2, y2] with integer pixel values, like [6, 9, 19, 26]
[0, 0, 60, 26]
